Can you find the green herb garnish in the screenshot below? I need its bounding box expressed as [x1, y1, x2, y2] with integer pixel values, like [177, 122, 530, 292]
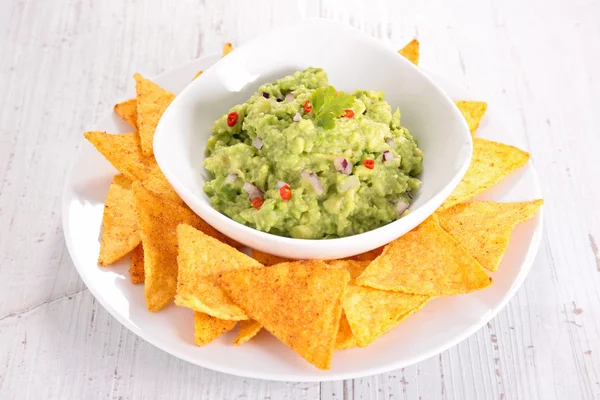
[310, 86, 355, 130]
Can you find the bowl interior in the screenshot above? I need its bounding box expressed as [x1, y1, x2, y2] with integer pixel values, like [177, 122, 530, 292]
[154, 19, 472, 259]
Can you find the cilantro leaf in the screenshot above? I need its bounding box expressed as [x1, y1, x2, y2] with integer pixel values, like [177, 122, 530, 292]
[310, 86, 355, 130]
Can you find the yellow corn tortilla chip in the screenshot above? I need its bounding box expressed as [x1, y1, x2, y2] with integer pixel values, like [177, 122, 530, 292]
[437, 200, 543, 272]
[234, 320, 262, 346]
[455, 101, 487, 136]
[222, 42, 233, 57]
[175, 224, 261, 320]
[98, 175, 140, 266]
[251, 248, 382, 266]
[342, 286, 431, 347]
[83, 131, 182, 204]
[343, 247, 384, 262]
[355, 216, 491, 296]
[193, 70, 203, 80]
[441, 138, 530, 210]
[114, 99, 138, 130]
[133, 182, 238, 311]
[133, 73, 176, 157]
[251, 249, 291, 266]
[398, 38, 419, 65]
[129, 244, 145, 284]
[335, 313, 357, 350]
[328, 259, 430, 346]
[326, 260, 370, 281]
[194, 311, 236, 346]
[218, 260, 350, 370]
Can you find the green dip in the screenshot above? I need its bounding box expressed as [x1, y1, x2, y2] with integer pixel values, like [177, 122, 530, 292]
[203, 67, 423, 239]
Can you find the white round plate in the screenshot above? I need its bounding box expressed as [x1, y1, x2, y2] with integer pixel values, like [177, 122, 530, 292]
[63, 53, 543, 382]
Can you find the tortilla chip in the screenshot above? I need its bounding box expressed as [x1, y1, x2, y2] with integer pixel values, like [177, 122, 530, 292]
[335, 313, 357, 350]
[437, 200, 543, 271]
[355, 216, 491, 296]
[251, 248, 382, 266]
[218, 260, 350, 370]
[222, 42, 233, 57]
[326, 260, 370, 281]
[175, 224, 260, 320]
[193, 70, 203, 80]
[129, 244, 145, 284]
[343, 246, 384, 262]
[342, 286, 430, 347]
[133, 73, 176, 157]
[133, 182, 238, 311]
[98, 175, 140, 266]
[398, 38, 419, 65]
[194, 311, 236, 346]
[251, 249, 291, 266]
[234, 320, 262, 346]
[83, 131, 181, 204]
[455, 101, 487, 136]
[114, 99, 138, 129]
[441, 138, 530, 210]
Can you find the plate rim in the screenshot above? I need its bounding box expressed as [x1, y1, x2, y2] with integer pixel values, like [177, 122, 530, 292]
[62, 53, 544, 382]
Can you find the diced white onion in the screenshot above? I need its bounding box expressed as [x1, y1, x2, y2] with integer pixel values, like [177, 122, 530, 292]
[285, 93, 295, 103]
[395, 201, 409, 215]
[293, 112, 302, 122]
[243, 181, 263, 200]
[385, 137, 395, 147]
[333, 156, 353, 174]
[276, 181, 288, 189]
[225, 173, 238, 183]
[383, 150, 394, 162]
[301, 169, 324, 195]
[252, 137, 263, 150]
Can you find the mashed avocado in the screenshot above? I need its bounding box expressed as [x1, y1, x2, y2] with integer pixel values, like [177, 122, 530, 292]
[203, 67, 423, 239]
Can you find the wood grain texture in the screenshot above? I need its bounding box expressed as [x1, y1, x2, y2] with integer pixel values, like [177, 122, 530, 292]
[1, 0, 599, 399]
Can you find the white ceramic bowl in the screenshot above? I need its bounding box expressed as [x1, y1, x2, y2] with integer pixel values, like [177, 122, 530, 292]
[153, 19, 472, 259]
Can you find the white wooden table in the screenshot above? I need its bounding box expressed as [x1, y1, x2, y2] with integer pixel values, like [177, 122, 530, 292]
[1, 0, 599, 398]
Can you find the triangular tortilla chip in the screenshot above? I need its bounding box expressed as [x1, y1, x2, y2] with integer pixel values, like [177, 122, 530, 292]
[441, 138, 530, 210]
[355, 216, 491, 296]
[84, 131, 181, 204]
[133, 182, 238, 311]
[326, 260, 370, 280]
[218, 260, 350, 370]
[335, 313, 357, 350]
[234, 320, 262, 346]
[194, 311, 236, 346]
[437, 200, 543, 271]
[342, 286, 430, 347]
[175, 224, 260, 320]
[129, 244, 145, 284]
[251, 249, 291, 266]
[133, 73, 175, 156]
[193, 70, 203, 80]
[222, 42, 233, 57]
[455, 101, 488, 136]
[114, 99, 138, 129]
[329, 259, 430, 346]
[343, 246, 384, 262]
[98, 175, 140, 266]
[398, 38, 419, 65]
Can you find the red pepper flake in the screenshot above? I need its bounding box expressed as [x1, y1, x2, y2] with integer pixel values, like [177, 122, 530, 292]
[227, 112, 238, 127]
[251, 197, 263, 209]
[303, 99, 313, 114]
[363, 159, 375, 169]
[279, 184, 292, 200]
[342, 109, 354, 118]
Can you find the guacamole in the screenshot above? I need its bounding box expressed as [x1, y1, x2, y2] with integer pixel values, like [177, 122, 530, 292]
[203, 67, 423, 239]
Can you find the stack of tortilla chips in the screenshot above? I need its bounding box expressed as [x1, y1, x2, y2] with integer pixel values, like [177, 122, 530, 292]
[85, 41, 543, 370]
